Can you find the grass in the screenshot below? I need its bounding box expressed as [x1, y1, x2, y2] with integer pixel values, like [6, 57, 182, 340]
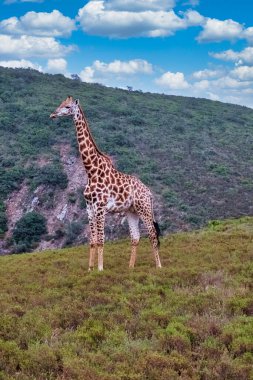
[1, 217, 253, 379]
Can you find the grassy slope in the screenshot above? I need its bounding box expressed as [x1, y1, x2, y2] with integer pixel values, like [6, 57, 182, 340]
[1, 67, 253, 239]
[1, 218, 253, 379]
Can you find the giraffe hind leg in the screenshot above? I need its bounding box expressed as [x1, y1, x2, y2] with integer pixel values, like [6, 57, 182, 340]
[126, 211, 140, 268]
[135, 204, 162, 268]
[146, 219, 162, 268]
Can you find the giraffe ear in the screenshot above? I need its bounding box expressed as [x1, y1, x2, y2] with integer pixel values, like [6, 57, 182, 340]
[75, 99, 79, 105]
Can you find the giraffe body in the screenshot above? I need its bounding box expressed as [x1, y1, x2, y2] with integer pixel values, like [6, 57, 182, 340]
[50, 96, 162, 270]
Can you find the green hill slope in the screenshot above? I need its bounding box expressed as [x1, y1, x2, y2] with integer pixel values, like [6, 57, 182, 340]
[1, 67, 253, 252]
[1, 218, 253, 379]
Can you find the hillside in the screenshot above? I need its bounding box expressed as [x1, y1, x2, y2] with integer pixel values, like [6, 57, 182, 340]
[0, 217, 253, 379]
[1, 67, 253, 252]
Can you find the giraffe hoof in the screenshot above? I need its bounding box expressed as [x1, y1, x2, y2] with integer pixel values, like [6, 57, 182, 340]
[88, 267, 94, 272]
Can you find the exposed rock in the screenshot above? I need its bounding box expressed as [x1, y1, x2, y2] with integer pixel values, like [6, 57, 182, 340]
[5, 184, 30, 238]
[57, 204, 68, 221]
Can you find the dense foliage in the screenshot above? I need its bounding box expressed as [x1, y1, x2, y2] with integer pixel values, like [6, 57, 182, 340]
[0, 217, 253, 379]
[0, 202, 7, 236]
[12, 212, 47, 252]
[1, 67, 253, 243]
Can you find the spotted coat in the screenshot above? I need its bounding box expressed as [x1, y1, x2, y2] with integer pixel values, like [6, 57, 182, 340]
[50, 96, 162, 270]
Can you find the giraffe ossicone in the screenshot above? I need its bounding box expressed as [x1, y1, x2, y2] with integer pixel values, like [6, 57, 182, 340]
[50, 96, 162, 271]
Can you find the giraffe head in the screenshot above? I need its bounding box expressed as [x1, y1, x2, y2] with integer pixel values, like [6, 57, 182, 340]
[50, 96, 79, 119]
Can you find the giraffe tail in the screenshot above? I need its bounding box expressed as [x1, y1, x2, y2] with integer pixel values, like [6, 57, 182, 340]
[153, 221, 161, 247]
[150, 195, 161, 247]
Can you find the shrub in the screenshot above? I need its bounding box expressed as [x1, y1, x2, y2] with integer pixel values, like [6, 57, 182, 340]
[158, 319, 193, 354]
[75, 320, 106, 349]
[64, 221, 84, 246]
[23, 344, 62, 379]
[12, 212, 47, 252]
[68, 192, 77, 204]
[0, 339, 22, 375]
[222, 316, 253, 357]
[209, 163, 230, 177]
[28, 163, 68, 190]
[0, 167, 25, 198]
[0, 203, 7, 235]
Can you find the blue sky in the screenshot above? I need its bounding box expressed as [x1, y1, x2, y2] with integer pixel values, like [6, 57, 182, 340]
[1, 0, 253, 107]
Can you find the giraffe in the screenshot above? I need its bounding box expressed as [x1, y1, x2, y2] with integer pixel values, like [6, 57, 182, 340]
[50, 96, 162, 271]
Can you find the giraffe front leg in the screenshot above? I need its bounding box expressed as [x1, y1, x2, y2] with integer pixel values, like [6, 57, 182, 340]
[96, 208, 106, 271]
[126, 211, 140, 268]
[87, 203, 97, 271]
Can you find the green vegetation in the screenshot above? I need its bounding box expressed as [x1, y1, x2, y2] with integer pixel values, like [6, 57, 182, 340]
[0, 202, 7, 236]
[12, 212, 47, 253]
[1, 217, 253, 379]
[27, 163, 68, 190]
[1, 67, 253, 244]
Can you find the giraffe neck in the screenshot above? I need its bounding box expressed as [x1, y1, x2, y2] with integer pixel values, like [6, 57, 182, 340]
[73, 106, 111, 177]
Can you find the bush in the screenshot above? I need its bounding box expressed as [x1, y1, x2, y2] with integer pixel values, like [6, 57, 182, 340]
[0, 203, 7, 235]
[0, 167, 25, 198]
[64, 221, 84, 246]
[12, 212, 47, 252]
[0, 339, 22, 375]
[28, 164, 68, 190]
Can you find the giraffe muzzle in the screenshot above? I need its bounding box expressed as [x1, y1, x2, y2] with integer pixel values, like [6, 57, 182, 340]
[50, 113, 57, 119]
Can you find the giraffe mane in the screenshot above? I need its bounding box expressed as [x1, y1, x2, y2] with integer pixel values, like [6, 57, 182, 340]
[79, 105, 114, 166]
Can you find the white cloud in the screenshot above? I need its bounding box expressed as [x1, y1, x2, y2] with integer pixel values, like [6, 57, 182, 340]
[193, 79, 210, 90]
[192, 68, 222, 79]
[93, 59, 153, 74]
[197, 18, 243, 42]
[183, 0, 200, 6]
[189, 66, 253, 107]
[0, 58, 42, 70]
[79, 59, 153, 83]
[79, 66, 95, 82]
[211, 47, 253, 65]
[46, 58, 67, 74]
[191, 80, 253, 108]
[104, 0, 175, 11]
[231, 66, 253, 81]
[207, 92, 220, 101]
[77, 3, 253, 45]
[155, 71, 190, 89]
[243, 27, 253, 44]
[206, 76, 252, 89]
[183, 9, 204, 26]
[0, 10, 76, 37]
[191, 67, 253, 91]
[0, 57, 70, 76]
[77, 1, 204, 38]
[0, 34, 74, 58]
[241, 88, 253, 94]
